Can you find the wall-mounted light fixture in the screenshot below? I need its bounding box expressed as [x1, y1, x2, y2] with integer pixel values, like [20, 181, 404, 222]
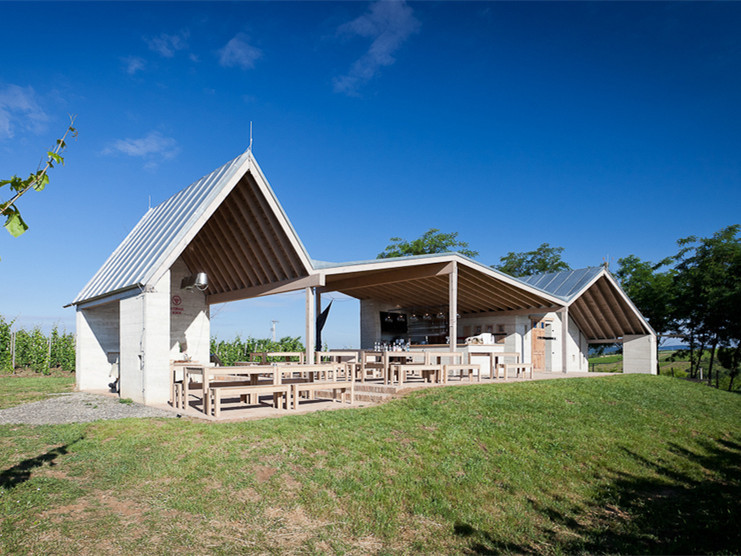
[181, 272, 208, 292]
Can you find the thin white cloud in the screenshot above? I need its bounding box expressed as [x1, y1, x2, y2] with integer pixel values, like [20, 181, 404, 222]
[102, 131, 180, 166]
[146, 30, 190, 58]
[334, 0, 420, 95]
[218, 33, 262, 70]
[121, 56, 146, 75]
[0, 84, 49, 139]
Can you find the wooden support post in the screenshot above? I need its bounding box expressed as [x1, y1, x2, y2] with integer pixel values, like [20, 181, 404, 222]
[305, 287, 315, 366]
[449, 261, 458, 352]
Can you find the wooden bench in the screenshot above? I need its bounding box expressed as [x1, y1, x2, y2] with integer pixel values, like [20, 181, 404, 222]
[209, 384, 292, 417]
[291, 381, 354, 409]
[386, 352, 443, 385]
[429, 352, 481, 384]
[500, 363, 533, 379]
[357, 351, 385, 382]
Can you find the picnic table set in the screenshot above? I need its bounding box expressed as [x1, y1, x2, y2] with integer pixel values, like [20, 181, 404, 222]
[171, 349, 532, 418]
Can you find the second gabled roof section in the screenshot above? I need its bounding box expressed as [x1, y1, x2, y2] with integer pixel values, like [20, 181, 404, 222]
[522, 267, 654, 339]
[70, 150, 313, 307]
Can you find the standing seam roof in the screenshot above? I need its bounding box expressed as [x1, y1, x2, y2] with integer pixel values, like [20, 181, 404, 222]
[520, 267, 604, 301]
[71, 152, 250, 305]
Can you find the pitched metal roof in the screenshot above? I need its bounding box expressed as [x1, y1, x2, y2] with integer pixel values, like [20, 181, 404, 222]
[520, 267, 604, 301]
[70, 151, 313, 307]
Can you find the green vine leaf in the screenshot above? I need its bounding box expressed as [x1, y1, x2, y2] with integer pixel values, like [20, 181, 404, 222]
[4, 207, 28, 237]
[47, 152, 64, 166]
[32, 172, 49, 192]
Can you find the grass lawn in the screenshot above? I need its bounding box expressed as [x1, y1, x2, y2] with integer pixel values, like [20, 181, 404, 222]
[1, 375, 740, 554]
[0, 375, 75, 409]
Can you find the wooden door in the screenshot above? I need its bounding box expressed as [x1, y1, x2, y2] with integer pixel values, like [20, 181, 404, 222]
[531, 319, 547, 372]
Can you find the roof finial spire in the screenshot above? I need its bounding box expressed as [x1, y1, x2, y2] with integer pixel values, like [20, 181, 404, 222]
[248, 121, 253, 154]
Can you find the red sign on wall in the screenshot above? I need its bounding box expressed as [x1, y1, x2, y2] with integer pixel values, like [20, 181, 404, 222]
[171, 295, 184, 315]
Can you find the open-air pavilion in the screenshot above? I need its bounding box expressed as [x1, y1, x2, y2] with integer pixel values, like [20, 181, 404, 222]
[68, 149, 656, 411]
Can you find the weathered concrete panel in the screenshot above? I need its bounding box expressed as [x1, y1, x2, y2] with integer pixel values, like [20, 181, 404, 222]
[119, 271, 172, 404]
[76, 302, 120, 392]
[623, 334, 657, 374]
[169, 258, 210, 365]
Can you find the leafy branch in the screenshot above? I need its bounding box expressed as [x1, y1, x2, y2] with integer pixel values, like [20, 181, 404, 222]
[0, 115, 78, 238]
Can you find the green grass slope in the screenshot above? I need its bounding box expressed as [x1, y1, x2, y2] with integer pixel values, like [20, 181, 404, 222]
[1, 375, 739, 554]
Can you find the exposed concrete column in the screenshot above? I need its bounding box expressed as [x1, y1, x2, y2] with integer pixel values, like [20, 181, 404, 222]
[449, 261, 458, 351]
[119, 271, 171, 405]
[305, 286, 315, 364]
[561, 307, 569, 373]
[623, 334, 657, 374]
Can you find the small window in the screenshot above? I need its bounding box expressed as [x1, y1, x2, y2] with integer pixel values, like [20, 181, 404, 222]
[496, 324, 506, 344]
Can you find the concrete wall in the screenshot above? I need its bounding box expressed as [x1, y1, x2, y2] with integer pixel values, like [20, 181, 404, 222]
[75, 301, 120, 391]
[623, 334, 657, 374]
[169, 258, 210, 364]
[119, 270, 171, 404]
[359, 299, 400, 348]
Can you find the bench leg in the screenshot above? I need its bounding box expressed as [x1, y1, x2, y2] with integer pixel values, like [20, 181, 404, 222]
[214, 390, 221, 418]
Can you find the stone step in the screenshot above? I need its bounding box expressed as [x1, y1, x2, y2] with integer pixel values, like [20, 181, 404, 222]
[309, 387, 394, 404]
[353, 383, 398, 395]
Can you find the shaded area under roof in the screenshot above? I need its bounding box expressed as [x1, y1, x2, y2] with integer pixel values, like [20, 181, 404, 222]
[317, 254, 565, 314]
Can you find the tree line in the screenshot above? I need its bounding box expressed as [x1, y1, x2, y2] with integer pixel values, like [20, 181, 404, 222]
[378, 225, 741, 390]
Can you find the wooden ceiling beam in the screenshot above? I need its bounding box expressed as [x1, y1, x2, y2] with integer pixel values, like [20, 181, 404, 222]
[595, 277, 639, 335]
[197, 221, 243, 292]
[581, 288, 619, 339]
[218, 199, 265, 287]
[228, 184, 280, 284]
[572, 295, 611, 339]
[242, 176, 299, 278]
[185, 236, 228, 294]
[568, 302, 599, 339]
[207, 274, 323, 305]
[325, 262, 453, 292]
[234, 182, 288, 281]
[458, 270, 522, 310]
[208, 206, 259, 290]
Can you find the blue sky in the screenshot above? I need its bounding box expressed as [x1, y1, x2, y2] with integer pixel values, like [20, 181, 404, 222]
[1, 1, 740, 348]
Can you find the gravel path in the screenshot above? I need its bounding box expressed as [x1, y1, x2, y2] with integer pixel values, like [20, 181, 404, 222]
[0, 392, 177, 425]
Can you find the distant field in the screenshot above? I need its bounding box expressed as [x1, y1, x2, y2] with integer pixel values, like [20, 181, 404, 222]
[588, 350, 738, 390]
[1, 374, 740, 554]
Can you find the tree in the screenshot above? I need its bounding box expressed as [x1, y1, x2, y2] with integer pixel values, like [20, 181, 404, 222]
[377, 228, 479, 259]
[672, 225, 741, 386]
[615, 254, 676, 374]
[493, 243, 571, 277]
[1, 116, 77, 244]
[717, 346, 740, 392]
